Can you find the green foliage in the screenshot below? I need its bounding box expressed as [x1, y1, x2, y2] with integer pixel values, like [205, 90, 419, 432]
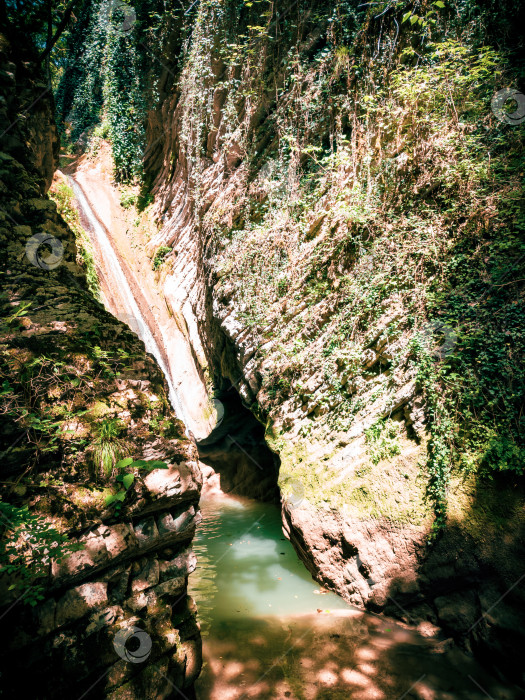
[0, 501, 82, 606]
[152, 245, 171, 270]
[197, 2, 524, 530]
[2, 0, 78, 81]
[104, 457, 168, 513]
[86, 121, 111, 157]
[119, 189, 137, 209]
[55, 0, 179, 182]
[103, 14, 146, 182]
[49, 179, 101, 300]
[0, 333, 140, 475]
[93, 122, 111, 140]
[1, 354, 83, 464]
[402, 1, 446, 31]
[411, 336, 452, 534]
[55, 0, 107, 145]
[365, 419, 402, 465]
[92, 417, 129, 479]
[136, 189, 154, 211]
[43, 0, 525, 534]
[2, 300, 32, 325]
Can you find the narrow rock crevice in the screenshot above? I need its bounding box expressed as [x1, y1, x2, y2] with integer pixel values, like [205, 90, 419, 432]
[197, 382, 280, 502]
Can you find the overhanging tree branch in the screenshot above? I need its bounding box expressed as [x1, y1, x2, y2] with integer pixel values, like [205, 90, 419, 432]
[39, 0, 84, 62]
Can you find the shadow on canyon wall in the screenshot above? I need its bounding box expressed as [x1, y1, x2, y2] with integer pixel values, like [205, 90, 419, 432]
[381, 470, 525, 688]
[196, 384, 280, 502]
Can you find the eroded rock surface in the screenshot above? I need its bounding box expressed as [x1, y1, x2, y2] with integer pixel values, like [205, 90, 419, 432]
[0, 32, 202, 699]
[138, 8, 525, 686]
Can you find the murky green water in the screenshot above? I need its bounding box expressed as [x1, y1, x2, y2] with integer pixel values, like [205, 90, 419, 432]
[188, 494, 520, 700]
[188, 494, 350, 630]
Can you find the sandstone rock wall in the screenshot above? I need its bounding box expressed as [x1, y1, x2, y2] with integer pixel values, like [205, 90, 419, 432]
[140, 11, 525, 686]
[0, 31, 202, 698]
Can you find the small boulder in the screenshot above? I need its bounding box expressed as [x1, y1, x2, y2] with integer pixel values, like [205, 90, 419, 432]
[56, 582, 108, 627]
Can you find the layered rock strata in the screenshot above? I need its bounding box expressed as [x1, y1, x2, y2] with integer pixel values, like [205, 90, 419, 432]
[0, 31, 202, 698]
[139, 11, 525, 686]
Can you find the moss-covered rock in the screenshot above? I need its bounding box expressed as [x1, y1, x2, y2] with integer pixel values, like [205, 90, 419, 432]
[0, 30, 201, 699]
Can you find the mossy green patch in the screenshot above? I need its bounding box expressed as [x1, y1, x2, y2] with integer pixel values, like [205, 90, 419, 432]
[274, 424, 429, 524]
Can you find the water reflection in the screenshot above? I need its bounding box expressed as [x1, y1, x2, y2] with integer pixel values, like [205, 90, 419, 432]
[189, 495, 349, 633]
[189, 494, 522, 700]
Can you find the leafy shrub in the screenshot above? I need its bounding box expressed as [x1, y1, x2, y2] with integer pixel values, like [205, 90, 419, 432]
[152, 246, 171, 270]
[120, 189, 137, 209]
[365, 419, 401, 465]
[105, 457, 168, 514]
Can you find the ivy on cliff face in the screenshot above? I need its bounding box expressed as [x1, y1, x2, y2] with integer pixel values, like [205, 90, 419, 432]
[166, 0, 525, 527]
[54, 0, 181, 181]
[47, 0, 525, 528]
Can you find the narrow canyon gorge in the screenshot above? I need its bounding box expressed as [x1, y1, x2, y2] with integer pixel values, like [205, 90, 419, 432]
[1, 1, 524, 698]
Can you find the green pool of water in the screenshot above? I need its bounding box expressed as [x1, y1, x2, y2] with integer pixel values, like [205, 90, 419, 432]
[188, 494, 350, 632]
[188, 494, 519, 700]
